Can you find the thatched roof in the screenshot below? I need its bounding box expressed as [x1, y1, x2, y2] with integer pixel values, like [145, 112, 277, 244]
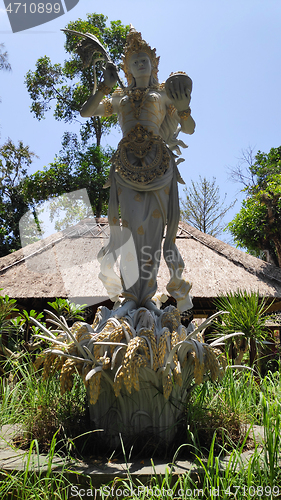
[1, 219, 281, 314]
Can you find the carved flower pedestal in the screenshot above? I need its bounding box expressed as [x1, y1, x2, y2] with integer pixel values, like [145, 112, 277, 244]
[34, 306, 225, 450]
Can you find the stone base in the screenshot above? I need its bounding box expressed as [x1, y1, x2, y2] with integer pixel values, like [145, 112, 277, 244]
[35, 304, 225, 449]
[86, 304, 196, 446]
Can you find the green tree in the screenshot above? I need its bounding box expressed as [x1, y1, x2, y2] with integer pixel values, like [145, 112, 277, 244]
[228, 147, 281, 266]
[25, 13, 129, 145]
[0, 48, 37, 256]
[22, 14, 129, 226]
[0, 140, 36, 257]
[180, 176, 236, 237]
[21, 132, 111, 225]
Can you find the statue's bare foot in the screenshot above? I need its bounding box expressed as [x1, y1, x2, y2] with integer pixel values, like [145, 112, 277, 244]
[112, 300, 137, 319]
[144, 299, 162, 316]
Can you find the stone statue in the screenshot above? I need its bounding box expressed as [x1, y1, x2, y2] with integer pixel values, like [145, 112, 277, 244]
[80, 26, 195, 318]
[32, 27, 231, 449]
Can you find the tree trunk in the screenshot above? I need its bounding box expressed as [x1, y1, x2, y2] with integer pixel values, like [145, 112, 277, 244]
[249, 337, 257, 367]
[263, 247, 279, 267]
[273, 237, 281, 267]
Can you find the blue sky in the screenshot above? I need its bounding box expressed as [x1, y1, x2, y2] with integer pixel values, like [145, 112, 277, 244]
[1, 0, 281, 243]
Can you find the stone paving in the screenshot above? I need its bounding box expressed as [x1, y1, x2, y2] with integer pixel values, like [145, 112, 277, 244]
[0, 423, 264, 489]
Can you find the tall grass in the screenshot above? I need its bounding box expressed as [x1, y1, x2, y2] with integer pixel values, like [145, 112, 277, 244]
[0, 432, 72, 500]
[0, 353, 87, 452]
[1, 356, 281, 499]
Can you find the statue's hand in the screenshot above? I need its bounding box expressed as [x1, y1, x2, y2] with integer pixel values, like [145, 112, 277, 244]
[165, 73, 192, 112]
[102, 62, 118, 89]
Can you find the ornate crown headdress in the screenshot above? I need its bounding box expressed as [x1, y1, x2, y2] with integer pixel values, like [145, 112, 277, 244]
[122, 25, 160, 85]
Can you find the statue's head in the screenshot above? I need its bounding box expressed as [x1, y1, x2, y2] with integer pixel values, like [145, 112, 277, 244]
[122, 25, 160, 86]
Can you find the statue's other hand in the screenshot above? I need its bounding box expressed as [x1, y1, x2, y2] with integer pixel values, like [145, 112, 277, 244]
[102, 62, 118, 89]
[165, 73, 192, 112]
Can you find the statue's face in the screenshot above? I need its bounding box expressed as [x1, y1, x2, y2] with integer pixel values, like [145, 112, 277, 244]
[129, 52, 152, 80]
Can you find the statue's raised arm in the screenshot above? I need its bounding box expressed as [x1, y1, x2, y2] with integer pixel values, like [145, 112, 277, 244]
[80, 26, 196, 318]
[165, 72, 195, 135]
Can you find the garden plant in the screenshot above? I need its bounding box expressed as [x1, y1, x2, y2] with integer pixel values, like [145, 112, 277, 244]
[0, 291, 281, 498]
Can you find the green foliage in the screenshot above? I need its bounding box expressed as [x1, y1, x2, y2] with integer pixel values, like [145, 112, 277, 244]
[0, 290, 18, 340]
[228, 197, 269, 252]
[19, 309, 45, 345]
[180, 176, 236, 237]
[214, 290, 272, 366]
[228, 146, 281, 266]
[0, 289, 51, 369]
[214, 290, 270, 341]
[260, 391, 281, 486]
[21, 133, 111, 221]
[198, 366, 259, 421]
[98, 370, 281, 498]
[0, 294, 48, 378]
[0, 353, 87, 454]
[7, 310, 46, 352]
[185, 376, 248, 454]
[21, 14, 128, 229]
[1, 16, 128, 255]
[251, 147, 281, 185]
[25, 13, 129, 145]
[47, 298, 88, 322]
[0, 139, 37, 257]
[1, 354, 281, 497]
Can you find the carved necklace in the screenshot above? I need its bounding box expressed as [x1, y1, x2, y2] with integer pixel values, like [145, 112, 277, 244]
[125, 87, 150, 119]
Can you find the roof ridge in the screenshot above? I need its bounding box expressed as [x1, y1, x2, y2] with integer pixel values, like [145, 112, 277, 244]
[179, 221, 281, 285]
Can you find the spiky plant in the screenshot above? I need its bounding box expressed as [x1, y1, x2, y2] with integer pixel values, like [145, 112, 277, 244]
[32, 306, 236, 446]
[214, 290, 272, 367]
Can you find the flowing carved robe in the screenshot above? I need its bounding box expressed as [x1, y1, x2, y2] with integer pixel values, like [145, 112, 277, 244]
[97, 124, 192, 312]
